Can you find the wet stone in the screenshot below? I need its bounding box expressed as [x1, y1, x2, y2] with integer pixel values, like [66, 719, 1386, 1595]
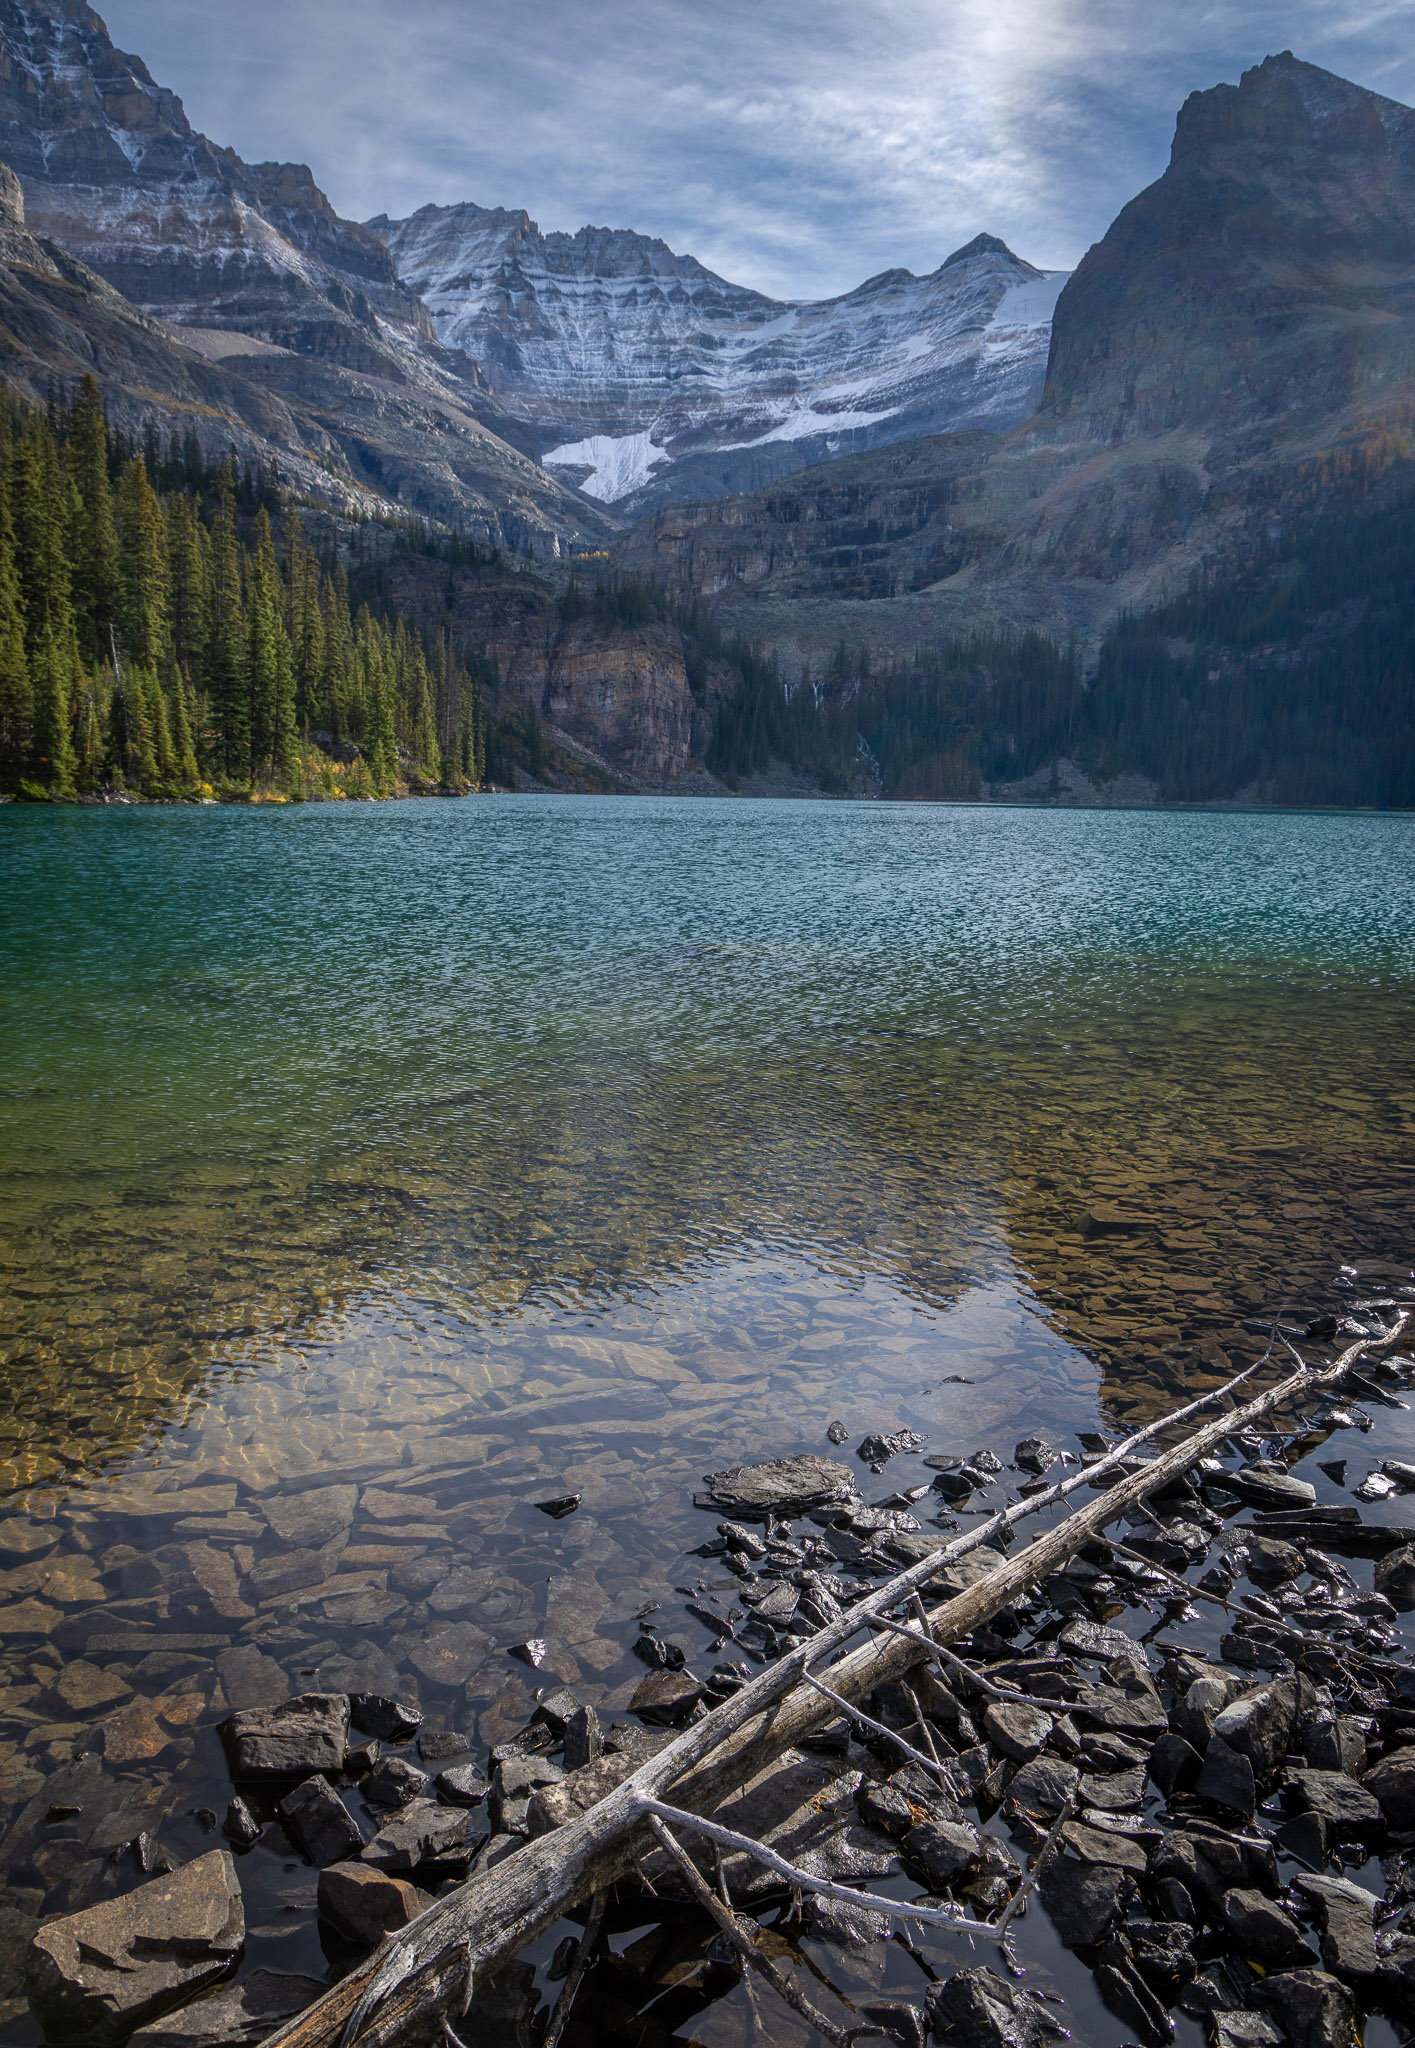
[984, 1701, 1052, 1763]
[1062, 1820, 1147, 1873]
[1210, 2018, 1283, 2048]
[534, 1495, 581, 1520]
[901, 1818, 981, 1887]
[1282, 1769, 1382, 1839]
[223, 1798, 261, 1849]
[1360, 1749, 1415, 1827]
[49, 1662, 131, 1715]
[277, 1777, 364, 1866]
[1229, 1468, 1318, 1510]
[127, 1969, 326, 2048]
[262, 1487, 357, 1548]
[1302, 1718, 1365, 1777]
[407, 1624, 491, 1688]
[1038, 1855, 1130, 1949]
[434, 1764, 488, 1807]
[562, 1704, 602, 1772]
[1128, 1921, 1197, 1996]
[363, 1757, 428, 1808]
[1373, 1545, 1415, 1605]
[1081, 1766, 1146, 1811]
[25, 1849, 243, 2045]
[927, 1966, 1052, 2048]
[1245, 1536, 1304, 1582]
[1221, 1889, 1315, 1969]
[221, 1694, 349, 1781]
[1004, 1757, 1078, 1822]
[1292, 1875, 1379, 1983]
[317, 1862, 425, 1947]
[628, 1670, 704, 1726]
[1212, 1679, 1300, 1779]
[1196, 1738, 1257, 1816]
[698, 1455, 861, 1521]
[215, 1648, 288, 1713]
[362, 1800, 469, 1872]
[1257, 1968, 1357, 2048]
[1150, 1733, 1202, 1796]
[348, 1693, 422, 1743]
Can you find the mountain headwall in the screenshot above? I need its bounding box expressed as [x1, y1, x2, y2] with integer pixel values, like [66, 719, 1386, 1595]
[370, 205, 1065, 514]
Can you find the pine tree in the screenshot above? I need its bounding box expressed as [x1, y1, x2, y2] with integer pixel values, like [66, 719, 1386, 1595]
[64, 375, 119, 665]
[0, 490, 31, 777]
[247, 509, 298, 789]
[30, 626, 76, 795]
[205, 466, 248, 785]
[116, 457, 168, 669]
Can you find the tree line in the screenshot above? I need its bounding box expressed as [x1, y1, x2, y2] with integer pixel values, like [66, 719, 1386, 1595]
[0, 378, 488, 801]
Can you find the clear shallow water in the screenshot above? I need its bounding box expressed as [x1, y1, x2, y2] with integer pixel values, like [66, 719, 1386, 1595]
[0, 796, 1414, 2035]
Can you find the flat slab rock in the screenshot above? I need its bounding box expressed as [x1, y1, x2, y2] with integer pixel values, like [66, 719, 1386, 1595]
[696, 1455, 861, 1521]
[26, 1849, 244, 2044]
[220, 1694, 349, 1781]
[361, 1800, 469, 1872]
[127, 1970, 326, 2048]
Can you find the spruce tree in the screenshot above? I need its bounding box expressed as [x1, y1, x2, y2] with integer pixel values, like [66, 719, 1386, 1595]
[64, 375, 119, 664]
[205, 466, 248, 785]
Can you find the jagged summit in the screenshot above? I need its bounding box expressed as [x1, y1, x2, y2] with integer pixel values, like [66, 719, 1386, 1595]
[370, 204, 1066, 512]
[1044, 47, 1415, 440]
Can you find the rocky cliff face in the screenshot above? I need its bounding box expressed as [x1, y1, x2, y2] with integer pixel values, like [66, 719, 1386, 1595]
[382, 559, 731, 785]
[1043, 51, 1415, 442]
[0, 0, 610, 550]
[625, 54, 1415, 665]
[369, 204, 1065, 514]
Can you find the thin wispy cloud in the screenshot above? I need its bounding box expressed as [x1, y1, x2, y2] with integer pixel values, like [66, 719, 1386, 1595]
[101, 0, 1415, 298]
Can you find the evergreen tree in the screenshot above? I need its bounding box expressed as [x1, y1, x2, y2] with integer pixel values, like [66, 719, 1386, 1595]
[64, 375, 119, 665]
[205, 467, 248, 784]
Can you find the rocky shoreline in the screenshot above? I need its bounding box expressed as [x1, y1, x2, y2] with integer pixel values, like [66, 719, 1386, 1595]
[8, 1274, 1415, 2048]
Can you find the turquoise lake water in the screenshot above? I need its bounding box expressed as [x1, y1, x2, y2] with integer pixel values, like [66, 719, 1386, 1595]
[0, 795, 1413, 2035]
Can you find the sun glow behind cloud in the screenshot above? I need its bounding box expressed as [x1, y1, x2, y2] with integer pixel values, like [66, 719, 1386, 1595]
[100, 0, 1415, 299]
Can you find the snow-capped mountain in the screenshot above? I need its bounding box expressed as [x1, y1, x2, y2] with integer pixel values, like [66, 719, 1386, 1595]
[369, 207, 1067, 514]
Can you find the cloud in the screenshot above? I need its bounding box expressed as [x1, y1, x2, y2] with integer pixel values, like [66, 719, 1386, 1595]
[99, 0, 1415, 298]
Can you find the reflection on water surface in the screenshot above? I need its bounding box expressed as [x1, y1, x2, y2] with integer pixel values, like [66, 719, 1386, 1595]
[0, 797, 1412, 2032]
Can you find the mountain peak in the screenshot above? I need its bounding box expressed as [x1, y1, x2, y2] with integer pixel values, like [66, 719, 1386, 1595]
[1171, 48, 1415, 165]
[942, 232, 1018, 269]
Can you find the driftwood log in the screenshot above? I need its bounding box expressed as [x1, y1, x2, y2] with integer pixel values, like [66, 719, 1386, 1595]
[260, 1317, 1408, 2048]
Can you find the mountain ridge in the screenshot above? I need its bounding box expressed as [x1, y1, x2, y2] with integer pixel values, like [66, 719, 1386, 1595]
[367, 202, 1065, 514]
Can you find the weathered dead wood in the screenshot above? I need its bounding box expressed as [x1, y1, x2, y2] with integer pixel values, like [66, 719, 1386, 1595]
[646, 1817, 855, 2047]
[266, 1318, 1407, 2048]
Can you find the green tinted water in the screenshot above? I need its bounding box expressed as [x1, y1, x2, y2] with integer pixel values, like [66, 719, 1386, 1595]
[0, 796, 1413, 2027]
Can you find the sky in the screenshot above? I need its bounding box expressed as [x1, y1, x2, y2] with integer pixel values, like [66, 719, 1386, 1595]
[99, 0, 1415, 302]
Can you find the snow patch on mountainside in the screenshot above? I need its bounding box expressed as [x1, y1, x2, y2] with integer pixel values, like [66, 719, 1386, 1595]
[544, 429, 670, 501]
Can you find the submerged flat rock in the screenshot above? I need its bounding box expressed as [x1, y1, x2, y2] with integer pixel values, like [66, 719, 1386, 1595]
[698, 1456, 861, 1522]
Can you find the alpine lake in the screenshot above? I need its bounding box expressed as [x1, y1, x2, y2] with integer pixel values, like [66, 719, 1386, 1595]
[2, 795, 1414, 2047]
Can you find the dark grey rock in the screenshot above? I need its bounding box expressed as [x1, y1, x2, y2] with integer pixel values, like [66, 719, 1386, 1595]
[627, 1670, 704, 1726]
[25, 1850, 243, 2044]
[1128, 1920, 1197, 1995]
[1303, 1718, 1365, 1777]
[1209, 2017, 1283, 2048]
[1244, 1536, 1304, 1581]
[1094, 1948, 1174, 2045]
[926, 1965, 1051, 2048]
[361, 1800, 469, 1872]
[277, 1778, 364, 1867]
[534, 1494, 582, 1519]
[562, 1704, 602, 1772]
[983, 1701, 1052, 1763]
[699, 1455, 861, 1521]
[531, 1688, 582, 1736]
[1292, 1875, 1379, 1983]
[1221, 1888, 1315, 1968]
[1081, 1766, 1147, 1811]
[1062, 1821, 1147, 1874]
[363, 1757, 428, 1808]
[857, 2000, 926, 2048]
[1037, 1855, 1130, 1948]
[1171, 1674, 1234, 1751]
[1374, 1544, 1415, 1606]
[857, 1429, 925, 1470]
[1211, 1679, 1300, 1780]
[127, 1970, 325, 2047]
[222, 1798, 261, 1849]
[1014, 1437, 1055, 1474]
[1361, 1749, 1415, 1827]
[1150, 1733, 1202, 1796]
[220, 1694, 349, 1781]
[348, 1694, 422, 1743]
[1196, 1737, 1257, 1816]
[1228, 1467, 1317, 1511]
[1157, 1877, 1198, 1924]
[1277, 1812, 1329, 1867]
[1256, 1968, 1356, 2048]
[1002, 1756, 1078, 1822]
[1282, 1768, 1382, 1840]
[434, 1764, 489, 1807]
[901, 1819, 982, 1887]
